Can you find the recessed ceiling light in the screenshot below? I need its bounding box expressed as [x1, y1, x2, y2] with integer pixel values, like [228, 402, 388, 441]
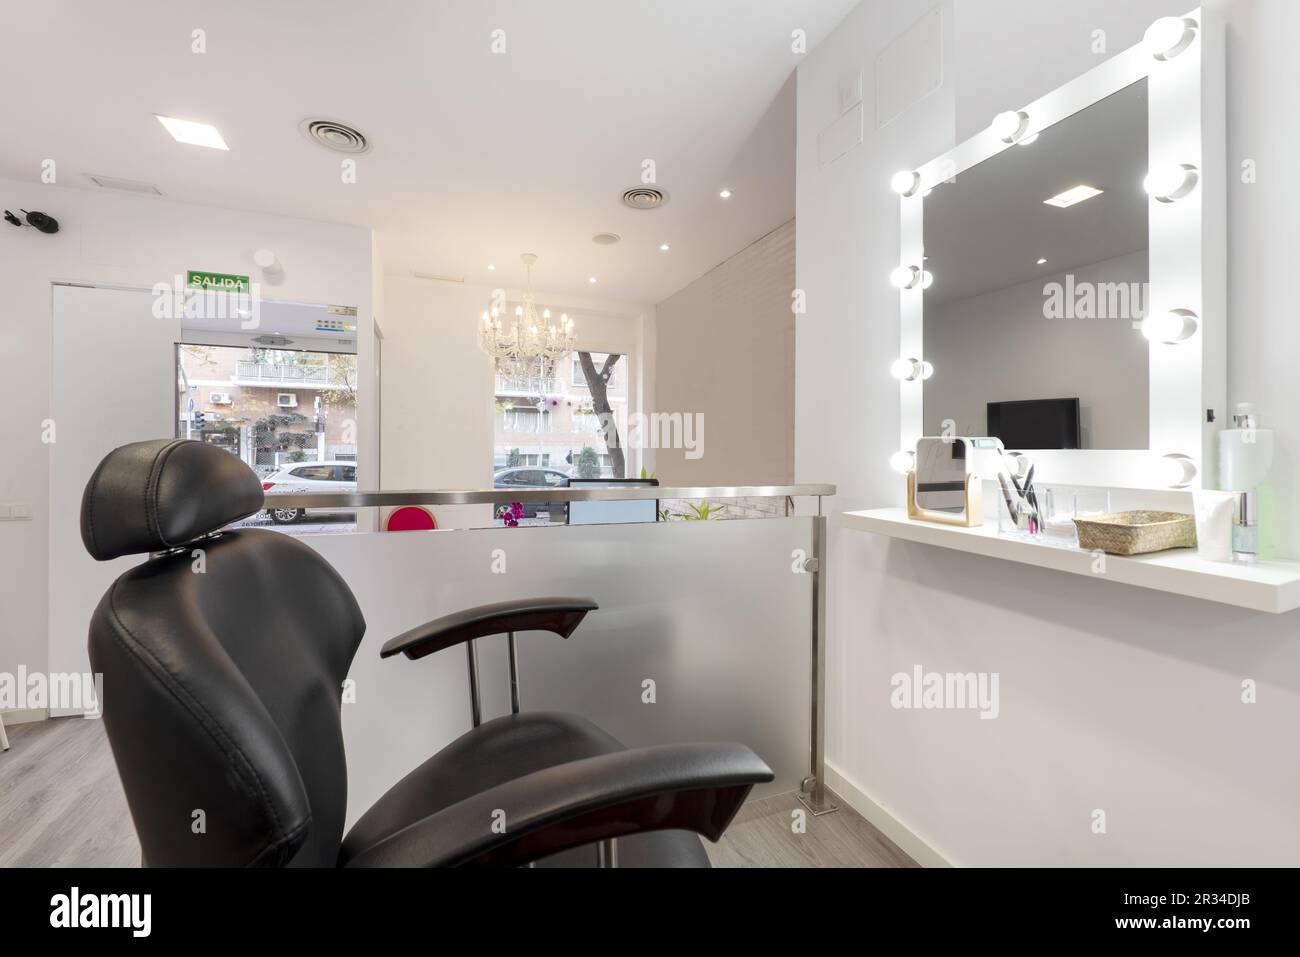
[588, 276, 597, 284]
[719, 188, 732, 199]
[1036, 257, 1048, 265]
[1043, 185, 1104, 208]
[487, 264, 495, 271]
[659, 243, 670, 252]
[155, 114, 229, 150]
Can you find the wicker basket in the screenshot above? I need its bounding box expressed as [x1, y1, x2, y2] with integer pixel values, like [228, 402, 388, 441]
[1072, 510, 1197, 555]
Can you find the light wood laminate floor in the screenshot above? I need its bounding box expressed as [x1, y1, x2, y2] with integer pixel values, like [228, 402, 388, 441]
[1, 717, 915, 868]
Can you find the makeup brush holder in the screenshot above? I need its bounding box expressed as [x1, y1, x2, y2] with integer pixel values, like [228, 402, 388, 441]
[997, 484, 1111, 547]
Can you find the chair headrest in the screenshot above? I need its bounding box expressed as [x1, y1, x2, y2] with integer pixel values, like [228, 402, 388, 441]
[81, 439, 265, 561]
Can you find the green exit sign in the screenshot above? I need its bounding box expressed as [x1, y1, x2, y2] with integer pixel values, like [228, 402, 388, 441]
[186, 270, 250, 293]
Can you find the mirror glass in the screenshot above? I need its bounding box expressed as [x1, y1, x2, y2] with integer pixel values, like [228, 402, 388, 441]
[914, 437, 970, 514]
[922, 78, 1149, 452]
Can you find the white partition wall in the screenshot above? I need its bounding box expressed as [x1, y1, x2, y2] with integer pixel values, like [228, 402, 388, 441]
[308, 519, 816, 825]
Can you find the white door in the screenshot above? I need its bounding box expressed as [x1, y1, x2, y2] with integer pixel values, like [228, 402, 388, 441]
[49, 285, 178, 714]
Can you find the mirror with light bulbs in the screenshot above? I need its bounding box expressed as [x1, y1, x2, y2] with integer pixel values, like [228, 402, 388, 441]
[891, 7, 1224, 492]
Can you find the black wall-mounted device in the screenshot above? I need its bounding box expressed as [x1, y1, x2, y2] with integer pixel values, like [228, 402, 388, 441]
[4, 208, 60, 233]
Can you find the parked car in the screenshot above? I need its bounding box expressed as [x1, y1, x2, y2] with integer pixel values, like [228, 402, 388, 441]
[261, 461, 357, 523]
[492, 466, 571, 519]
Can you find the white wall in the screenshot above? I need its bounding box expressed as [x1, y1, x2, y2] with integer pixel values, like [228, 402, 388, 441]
[797, 0, 1300, 865]
[654, 219, 796, 485]
[925, 250, 1149, 448]
[0, 177, 372, 721]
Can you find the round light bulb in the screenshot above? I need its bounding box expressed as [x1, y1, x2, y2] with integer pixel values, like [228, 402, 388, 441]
[1003, 451, 1030, 482]
[1158, 453, 1198, 489]
[542, 308, 551, 320]
[1144, 16, 1197, 60]
[890, 170, 921, 196]
[890, 358, 920, 381]
[1141, 308, 1199, 343]
[515, 305, 523, 317]
[1144, 164, 1199, 202]
[992, 110, 1029, 144]
[890, 451, 916, 475]
[890, 265, 920, 290]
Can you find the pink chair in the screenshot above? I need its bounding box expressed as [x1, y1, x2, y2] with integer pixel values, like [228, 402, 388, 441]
[385, 505, 437, 532]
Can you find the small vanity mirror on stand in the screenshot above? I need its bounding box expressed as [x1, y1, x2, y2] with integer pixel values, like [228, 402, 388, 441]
[907, 437, 984, 527]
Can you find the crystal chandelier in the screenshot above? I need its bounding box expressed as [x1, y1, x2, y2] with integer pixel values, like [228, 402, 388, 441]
[478, 253, 576, 379]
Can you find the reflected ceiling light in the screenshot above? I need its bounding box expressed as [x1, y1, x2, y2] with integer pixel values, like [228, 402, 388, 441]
[154, 114, 229, 150]
[1141, 308, 1199, 343]
[659, 243, 670, 251]
[890, 170, 921, 196]
[1036, 257, 1048, 265]
[1044, 184, 1104, 208]
[588, 276, 598, 284]
[890, 450, 916, 475]
[1144, 164, 1199, 202]
[718, 188, 733, 199]
[890, 265, 921, 290]
[890, 358, 934, 382]
[487, 264, 495, 271]
[1144, 16, 1198, 60]
[991, 110, 1029, 144]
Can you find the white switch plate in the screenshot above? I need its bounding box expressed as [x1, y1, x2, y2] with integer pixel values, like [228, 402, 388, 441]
[841, 71, 863, 113]
[0, 503, 32, 520]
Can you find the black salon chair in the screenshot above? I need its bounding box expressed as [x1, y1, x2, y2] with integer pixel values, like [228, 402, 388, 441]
[82, 439, 772, 867]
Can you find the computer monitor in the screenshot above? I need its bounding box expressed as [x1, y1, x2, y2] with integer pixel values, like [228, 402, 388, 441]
[986, 397, 1081, 450]
[566, 478, 659, 526]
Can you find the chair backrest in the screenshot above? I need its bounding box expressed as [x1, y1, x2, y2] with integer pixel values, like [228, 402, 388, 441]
[82, 439, 366, 867]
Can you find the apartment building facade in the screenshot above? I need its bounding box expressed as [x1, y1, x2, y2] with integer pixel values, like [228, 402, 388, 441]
[493, 352, 627, 476]
[177, 344, 358, 473]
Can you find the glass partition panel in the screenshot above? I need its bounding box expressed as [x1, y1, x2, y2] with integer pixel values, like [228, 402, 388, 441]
[313, 517, 815, 821]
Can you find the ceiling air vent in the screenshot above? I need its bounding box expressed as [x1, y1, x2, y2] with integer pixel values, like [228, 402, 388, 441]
[591, 233, 621, 245]
[620, 187, 667, 210]
[299, 118, 371, 154]
[252, 335, 294, 347]
[86, 174, 162, 195]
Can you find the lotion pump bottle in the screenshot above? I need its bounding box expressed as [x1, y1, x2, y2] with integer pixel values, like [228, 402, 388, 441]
[1219, 403, 1274, 490]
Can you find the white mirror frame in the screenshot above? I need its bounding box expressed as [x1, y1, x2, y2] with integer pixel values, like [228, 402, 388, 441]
[896, 6, 1225, 491]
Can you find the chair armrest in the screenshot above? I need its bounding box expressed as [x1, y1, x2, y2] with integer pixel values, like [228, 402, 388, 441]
[342, 742, 773, 867]
[381, 597, 599, 660]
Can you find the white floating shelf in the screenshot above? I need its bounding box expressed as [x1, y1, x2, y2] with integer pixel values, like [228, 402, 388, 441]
[843, 508, 1300, 614]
